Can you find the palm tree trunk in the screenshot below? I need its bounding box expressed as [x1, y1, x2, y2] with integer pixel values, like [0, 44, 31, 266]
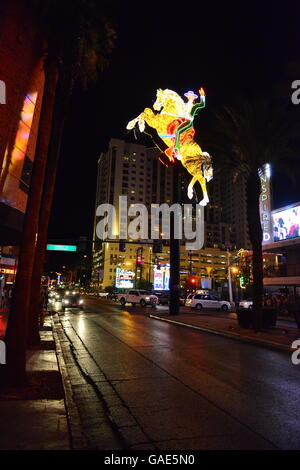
[246, 170, 263, 331]
[2, 57, 59, 385]
[27, 66, 73, 346]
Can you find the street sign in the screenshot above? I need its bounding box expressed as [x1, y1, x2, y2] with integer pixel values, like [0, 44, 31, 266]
[46, 244, 77, 252]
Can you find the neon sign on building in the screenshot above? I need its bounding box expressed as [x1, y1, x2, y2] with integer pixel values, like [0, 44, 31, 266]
[153, 265, 170, 291]
[259, 164, 273, 244]
[126, 87, 213, 205]
[115, 268, 135, 289]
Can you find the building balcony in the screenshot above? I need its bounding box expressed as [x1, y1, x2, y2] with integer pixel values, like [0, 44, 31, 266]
[263, 266, 287, 278]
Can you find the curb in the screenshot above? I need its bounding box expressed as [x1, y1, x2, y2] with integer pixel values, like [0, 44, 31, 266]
[149, 314, 294, 354]
[51, 314, 88, 450]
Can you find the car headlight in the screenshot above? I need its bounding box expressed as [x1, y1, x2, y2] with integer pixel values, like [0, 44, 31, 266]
[145, 297, 150, 300]
[63, 299, 69, 304]
[79, 299, 83, 304]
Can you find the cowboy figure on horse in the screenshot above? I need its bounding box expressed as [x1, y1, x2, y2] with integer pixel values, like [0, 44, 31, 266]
[126, 87, 213, 205]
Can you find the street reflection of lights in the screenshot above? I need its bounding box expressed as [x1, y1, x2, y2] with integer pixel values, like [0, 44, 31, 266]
[77, 317, 85, 335]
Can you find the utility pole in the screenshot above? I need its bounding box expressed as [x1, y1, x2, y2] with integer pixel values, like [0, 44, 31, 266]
[148, 247, 152, 283]
[169, 160, 181, 316]
[189, 251, 193, 276]
[135, 247, 143, 288]
[227, 248, 233, 304]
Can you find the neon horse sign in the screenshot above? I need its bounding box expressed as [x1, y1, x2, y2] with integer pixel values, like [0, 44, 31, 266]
[126, 88, 213, 205]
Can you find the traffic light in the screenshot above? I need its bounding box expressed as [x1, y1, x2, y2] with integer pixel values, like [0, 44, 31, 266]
[136, 256, 143, 265]
[187, 276, 198, 288]
[119, 240, 126, 252]
[153, 240, 163, 253]
[240, 276, 246, 288]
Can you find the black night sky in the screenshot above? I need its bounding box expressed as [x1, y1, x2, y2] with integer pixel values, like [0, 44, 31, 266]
[47, 0, 300, 243]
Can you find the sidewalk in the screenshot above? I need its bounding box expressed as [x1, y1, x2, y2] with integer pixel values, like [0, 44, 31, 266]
[149, 311, 300, 353]
[0, 317, 71, 450]
[0, 313, 125, 450]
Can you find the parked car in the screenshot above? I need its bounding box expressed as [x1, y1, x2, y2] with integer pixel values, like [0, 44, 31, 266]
[156, 292, 169, 305]
[154, 292, 186, 306]
[185, 294, 231, 311]
[118, 290, 158, 307]
[62, 294, 84, 311]
[49, 288, 65, 303]
[239, 299, 253, 309]
[108, 292, 119, 301]
[98, 292, 109, 298]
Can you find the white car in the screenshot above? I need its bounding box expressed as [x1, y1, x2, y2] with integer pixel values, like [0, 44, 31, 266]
[185, 294, 231, 311]
[98, 292, 109, 298]
[119, 290, 158, 307]
[239, 299, 253, 309]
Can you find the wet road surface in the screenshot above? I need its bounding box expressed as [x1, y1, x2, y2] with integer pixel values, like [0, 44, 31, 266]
[57, 297, 300, 450]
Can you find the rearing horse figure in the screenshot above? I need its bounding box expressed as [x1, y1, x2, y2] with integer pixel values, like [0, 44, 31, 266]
[126, 88, 213, 205]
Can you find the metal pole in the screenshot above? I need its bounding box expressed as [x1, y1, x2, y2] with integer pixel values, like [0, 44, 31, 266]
[169, 161, 180, 316]
[148, 247, 152, 283]
[227, 249, 233, 304]
[135, 248, 138, 288]
[140, 246, 143, 280]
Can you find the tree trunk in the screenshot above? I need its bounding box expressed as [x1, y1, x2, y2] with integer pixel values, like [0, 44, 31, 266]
[27, 66, 73, 346]
[246, 170, 263, 331]
[2, 58, 59, 385]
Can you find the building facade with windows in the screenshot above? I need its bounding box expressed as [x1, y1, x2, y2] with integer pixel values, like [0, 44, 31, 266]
[0, 0, 47, 286]
[92, 138, 173, 289]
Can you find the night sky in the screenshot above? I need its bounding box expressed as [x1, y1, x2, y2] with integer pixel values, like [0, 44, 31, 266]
[47, 0, 300, 243]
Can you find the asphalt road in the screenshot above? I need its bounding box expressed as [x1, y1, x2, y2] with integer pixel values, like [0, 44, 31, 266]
[57, 297, 300, 450]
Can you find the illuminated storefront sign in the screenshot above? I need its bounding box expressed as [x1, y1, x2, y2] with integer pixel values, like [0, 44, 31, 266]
[126, 87, 213, 205]
[153, 265, 170, 290]
[46, 244, 77, 252]
[259, 164, 273, 244]
[115, 268, 135, 288]
[272, 203, 300, 242]
[0, 256, 16, 276]
[201, 278, 212, 290]
[0, 268, 15, 275]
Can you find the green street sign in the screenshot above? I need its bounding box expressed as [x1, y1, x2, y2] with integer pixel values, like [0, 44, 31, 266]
[46, 244, 77, 252]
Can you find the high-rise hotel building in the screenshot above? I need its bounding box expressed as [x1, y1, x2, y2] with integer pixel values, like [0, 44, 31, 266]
[92, 138, 173, 288]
